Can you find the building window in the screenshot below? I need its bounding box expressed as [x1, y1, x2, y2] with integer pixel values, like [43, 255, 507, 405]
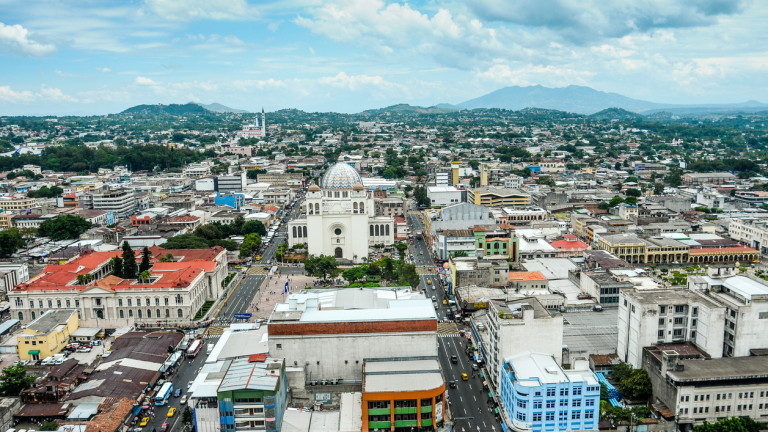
[129, 310, 133, 317]
[176, 295, 183, 305]
[178, 309, 183, 318]
[145, 298, 150, 306]
[147, 309, 152, 318]
[571, 412, 581, 420]
[75, 299, 79, 307]
[155, 298, 160, 306]
[547, 388, 556, 397]
[164, 297, 169, 306]
[119, 299, 123, 307]
[138, 310, 142, 318]
[38, 300, 43, 308]
[546, 401, 555, 409]
[546, 413, 554, 421]
[533, 413, 542, 422]
[128, 299, 132, 307]
[31, 311, 35, 319]
[166, 309, 170, 318]
[660, 306, 666, 314]
[57, 299, 61, 308]
[573, 387, 582, 396]
[66, 299, 71, 307]
[119, 310, 124, 318]
[29, 301, 33, 309]
[48, 300, 52, 308]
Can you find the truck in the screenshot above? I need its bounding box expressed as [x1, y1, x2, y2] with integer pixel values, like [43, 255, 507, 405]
[206, 343, 214, 355]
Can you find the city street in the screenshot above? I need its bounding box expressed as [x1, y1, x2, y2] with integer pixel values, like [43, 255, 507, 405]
[407, 211, 501, 431]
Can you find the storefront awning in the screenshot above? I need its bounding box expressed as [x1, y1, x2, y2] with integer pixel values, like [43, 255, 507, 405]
[28, 350, 40, 355]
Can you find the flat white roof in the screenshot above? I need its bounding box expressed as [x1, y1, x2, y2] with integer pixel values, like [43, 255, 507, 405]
[363, 359, 443, 393]
[507, 351, 598, 386]
[723, 276, 768, 299]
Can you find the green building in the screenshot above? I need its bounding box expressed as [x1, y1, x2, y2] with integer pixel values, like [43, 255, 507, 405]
[217, 356, 287, 432]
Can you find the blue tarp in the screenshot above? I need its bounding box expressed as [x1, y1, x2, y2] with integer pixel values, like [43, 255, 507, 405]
[596, 372, 620, 400]
[132, 406, 142, 415]
[609, 398, 622, 407]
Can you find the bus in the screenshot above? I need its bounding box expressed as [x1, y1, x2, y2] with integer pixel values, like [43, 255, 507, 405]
[186, 339, 202, 358]
[154, 382, 174, 406]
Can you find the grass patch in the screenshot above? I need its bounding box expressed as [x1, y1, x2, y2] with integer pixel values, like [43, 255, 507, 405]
[193, 300, 215, 320]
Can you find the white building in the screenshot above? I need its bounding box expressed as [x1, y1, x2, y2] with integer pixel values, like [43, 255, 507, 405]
[728, 218, 768, 255]
[267, 288, 437, 384]
[427, 186, 461, 207]
[90, 189, 136, 218]
[288, 163, 394, 263]
[617, 288, 725, 368]
[483, 298, 563, 388]
[0, 263, 28, 296]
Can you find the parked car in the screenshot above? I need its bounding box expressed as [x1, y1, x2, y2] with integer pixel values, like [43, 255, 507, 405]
[101, 352, 111, 358]
[76, 347, 92, 353]
[91, 340, 101, 346]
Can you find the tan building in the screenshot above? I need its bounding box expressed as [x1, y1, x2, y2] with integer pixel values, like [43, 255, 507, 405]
[468, 187, 531, 208]
[0, 213, 12, 230]
[17, 309, 78, 361]
[0, 196, 36, 212]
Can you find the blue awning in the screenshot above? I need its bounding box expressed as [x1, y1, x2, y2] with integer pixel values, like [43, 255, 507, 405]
[132, 406, 142, 415]
[473, 355, 477, 362]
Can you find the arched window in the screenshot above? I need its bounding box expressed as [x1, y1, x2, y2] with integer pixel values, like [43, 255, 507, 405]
[138, 310, 142, 318]
[343, 192, 348, 198]
[147, 309, 152, 318]
[17, 312, 23, 321]
[370, 225, 374, 236]
[360, 202, 365, 213]
[385, 225, 390, 236]
[375, 225, 380, 236]
[156, 309, 160, 318]
[129, 310, 133, 317]
[119, 310, 124, 319]
[177, 309, 183, 318]
[353, 202, 358, 213]
[302, 226, 307, 237]
[315, 203, 320, 213]
[31, 311, 35, 320]
[166, 309, 170, 318]
[293, 226, 297, 237]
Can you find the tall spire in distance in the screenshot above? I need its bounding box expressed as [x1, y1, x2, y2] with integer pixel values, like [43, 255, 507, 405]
[261, 107, 266, 138]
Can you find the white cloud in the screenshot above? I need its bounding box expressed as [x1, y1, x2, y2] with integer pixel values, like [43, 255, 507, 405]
[0, 86, 36, 103]
[0, 21, 55, 56]
[319, 72, 389, 91]
[98, 67, 112, 73]
[135, 76, 159, 86]
[145, 0, 257, 21]
[40, 86, 78, 102]
[477, 64, 593, 88]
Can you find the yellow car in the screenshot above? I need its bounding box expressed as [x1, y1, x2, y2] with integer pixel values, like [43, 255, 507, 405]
[140, 417, 150, 426]
[167, 408, 176, 418]
[255, 256, 262, 261]
[427, 280, 432, 285]
[461, 373, 468, 381]
[442, 300, 448, 305]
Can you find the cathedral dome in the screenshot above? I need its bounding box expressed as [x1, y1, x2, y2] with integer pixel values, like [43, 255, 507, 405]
[308, 183, 320, 191]
[320, 163, 363, 190]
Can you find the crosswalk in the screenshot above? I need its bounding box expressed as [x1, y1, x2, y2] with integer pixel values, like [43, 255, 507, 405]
[205, 326, 225, 336]
[438, 322, 460, 335]
[247, 266, 269, 275]
[439, 333, 460, 338]
[417, 267, 434, 275]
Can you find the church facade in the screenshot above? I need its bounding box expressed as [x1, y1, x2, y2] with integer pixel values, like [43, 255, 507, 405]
[288, 163, 394, 263]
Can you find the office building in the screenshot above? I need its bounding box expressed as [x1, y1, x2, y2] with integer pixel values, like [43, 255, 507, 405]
[217, 356, 287, 432]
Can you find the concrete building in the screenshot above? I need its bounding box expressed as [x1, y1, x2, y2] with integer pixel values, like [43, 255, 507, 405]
[498, 207, 548, 225]
[215, 174, 246, 194]
[0, 195, 36, 212]
[427, 186, 462, 207]
[434, 229, 476, 260]
[474, 225, 519, 261]
[450, 255, 509, 290]
[688, 275, 768, 357]
[256, 172, 305, 187]
[468, 187, 531, 208]
[362, 357, 446, 432]
[267, 288, 437, 386]
[0, 263, 29, 297]
[288, 163, 394, 263]
[17, 309, 78, 361]
[617, 288, 725, 367]
[499, 352, 600, 432]
[375, 197, 406, 218]
[9, 247, 227, 327]
[485, 299, 564, 389]
[90, 189, 136, 218]
[217, 356, 287, 432]
[642, 344, 768, 431]
[575, 271, 631, 307]
[728, 218, 768, 255]
[682, 172, 735, 186]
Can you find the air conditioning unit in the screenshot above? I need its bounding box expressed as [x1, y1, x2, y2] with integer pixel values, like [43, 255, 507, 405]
[331, 379, 338, 385]
[310, 380, 317, 386]
[321, 380, 327, 385]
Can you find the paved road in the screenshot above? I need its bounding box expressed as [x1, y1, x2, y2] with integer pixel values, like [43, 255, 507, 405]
[407, 209, 500, 430]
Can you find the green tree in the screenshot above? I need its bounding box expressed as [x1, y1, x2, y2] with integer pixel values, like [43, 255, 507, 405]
[0, 228, 25, 258]
[366, 263, 381, 277]
[242, 220, 267, 236]
[239, 233, 262, 258]
[121, 241, 137, 279]
[625, 196, 638, 205]
[665, 167, 683, 187]
[38, 215, 92, 241]
[342, 266, 367, 283]
[0, 364, 35, 396]
[398, 262, 420, 289]
[137, 270, 152, 283]
[303, 255, 340, 281]
[394, 242, 408, 258]
[159, 253, 175, 262]
[413, 186, 430, 207]
[536, 176, 556, 187]
[452, 250, 469, 257]
[40, 421, 59, 431]
[693, 417, 766, 432]
[611, 362, 633, 383]
[162, 234, 211, 249]
[139, 246, 151, 273]
[625, 188, 641, 197]
[382, 258, 395, 281]
[182, 406, 194, 428]
[608, 195, 625, 207]
[111, 257, 123, 278]
[654, 182, 665, 195]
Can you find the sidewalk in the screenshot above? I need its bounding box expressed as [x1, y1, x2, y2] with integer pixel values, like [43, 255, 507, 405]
[245, 271, 320, 320]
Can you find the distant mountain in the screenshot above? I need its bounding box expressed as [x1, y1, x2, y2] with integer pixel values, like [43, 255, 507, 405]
[120, 103, 209, 116]
[589, 107, 644, 121]
[456, 85, 768, 115]
[361, 103, 458, 115]
[193, 102, 247, 113]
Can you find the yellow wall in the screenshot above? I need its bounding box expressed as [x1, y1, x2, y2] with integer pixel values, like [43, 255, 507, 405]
[17, 311, 78, 361]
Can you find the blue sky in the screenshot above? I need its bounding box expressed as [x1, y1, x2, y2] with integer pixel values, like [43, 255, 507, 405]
[1, 0, 767, 115]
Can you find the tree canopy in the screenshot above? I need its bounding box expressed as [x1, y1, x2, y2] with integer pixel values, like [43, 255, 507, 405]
[0, 364, 35, 396]
[239, 233, 262, 258]
[303, 255, 340, 281]
[38, 215, 92, 241]
[693, 417, 766, 432]
[241, 220, 267, 236]
[0, 228, 25, 258]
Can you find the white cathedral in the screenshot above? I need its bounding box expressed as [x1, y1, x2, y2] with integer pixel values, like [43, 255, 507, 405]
[287, 163, 395, 263]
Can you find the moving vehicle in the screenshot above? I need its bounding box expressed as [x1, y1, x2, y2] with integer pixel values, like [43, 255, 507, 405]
[140, 418, 150, 427]
[449, 380, 457, 388]
[472, 363, 479, 370]
[450, 355, 458, 364]
[174, 388, 181, 397]
[180, 395, 188, 405]
[461, 373, 468, 381]
[186, 339, 202, 358]
[160, 423, 169, 432]
[101, 352, 111, 358]
[427, 279, 432, 285]
[154, 382, 174, 406]
[77, 347, 91, 353]
[442, 299, 448, 305]
[167, 408, 176, 418]
[431, 296, 436, 301]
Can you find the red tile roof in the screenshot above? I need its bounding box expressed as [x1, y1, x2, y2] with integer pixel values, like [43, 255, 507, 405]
[689, 245, 757, 255]
[509, 271, 547, 282]
[550, 238, 589, 250]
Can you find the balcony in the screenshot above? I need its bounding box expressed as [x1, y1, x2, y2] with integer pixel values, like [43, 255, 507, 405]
[394, 407, 417, 414]
[367, 408, 390, 416]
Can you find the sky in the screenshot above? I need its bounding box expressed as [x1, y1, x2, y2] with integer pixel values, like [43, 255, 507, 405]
[0, 0, 767, 115]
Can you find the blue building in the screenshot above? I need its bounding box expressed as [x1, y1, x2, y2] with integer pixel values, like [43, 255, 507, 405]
[499, 352, 600, 432]
[218, 356, 287, 432]
[215, 193, 245, 210]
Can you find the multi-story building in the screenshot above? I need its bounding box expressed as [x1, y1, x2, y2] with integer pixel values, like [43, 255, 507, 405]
[435, 229, 476, 259]
[617, 288, 726, 367]
[362, 357, 446, 432]
[217, 356, 287, 432]
[256, 172, 305, 187]
[728, 218, 768, 255]
[17, 309, 78, 361]
[688, 275, 768, 357]
[499, 352, 600, 432]
[376, 197, 406, 218]
[215, 174, 246, 194]
[450, 255, 510, 290]
[0, 263, 28, 297]
[497, 207, 548, 225]
[642, 344, 768, 431]
[9, 246, 227, 327]
[468, 187, 531, 208]
[183, 162, 212, 179]
[0, 196, 36, 212]
[267, 288, 437, 387]
[90, 189, 136, 218]
[0, 212, 12, 230]
[484, 299, 563, 388]
[474, 225, 519, 261]
[682, 172, 735, 186]
[427, 186, 462, 207]
[575, 270, 631, 306]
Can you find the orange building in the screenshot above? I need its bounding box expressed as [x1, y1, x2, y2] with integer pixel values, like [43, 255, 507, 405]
[362, 357, 446, 432]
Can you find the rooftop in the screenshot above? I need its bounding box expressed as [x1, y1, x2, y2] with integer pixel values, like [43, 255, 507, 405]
[25, 309, 76, 334]
[363, 357, 443, 393]
[667, 356, 768, 382]
[218, 356, 284, 393]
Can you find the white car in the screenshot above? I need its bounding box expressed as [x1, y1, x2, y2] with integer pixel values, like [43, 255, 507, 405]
[77, 347, 92, 353]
